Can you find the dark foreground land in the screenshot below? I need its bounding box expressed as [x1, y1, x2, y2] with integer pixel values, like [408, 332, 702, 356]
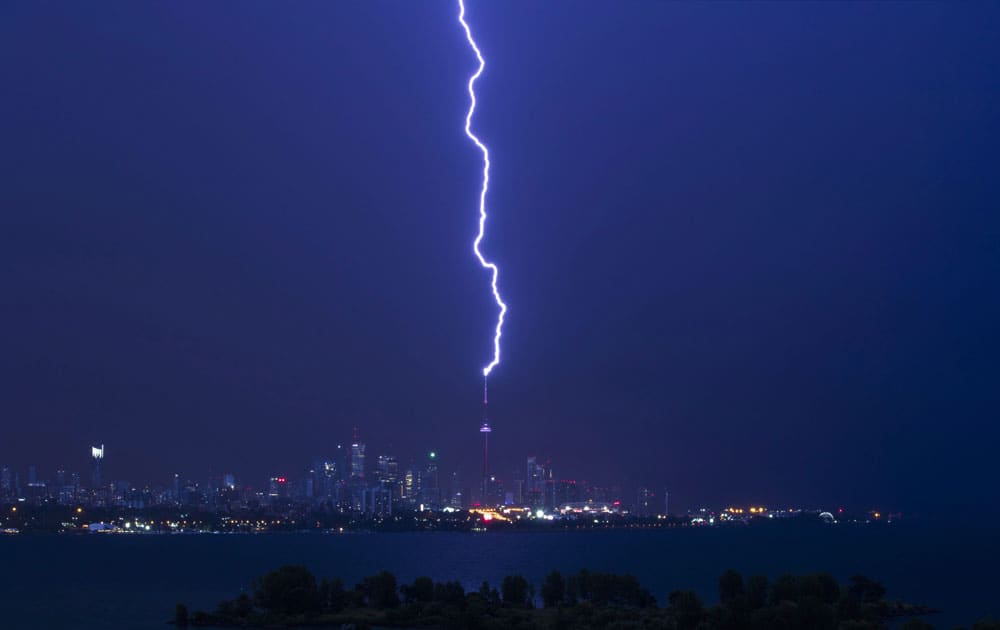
[175, 564, 994, 630]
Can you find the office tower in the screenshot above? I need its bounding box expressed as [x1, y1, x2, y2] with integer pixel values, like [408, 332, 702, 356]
[422, 452, 440, 507]
[335, 443, 346, 481]
[313, 459, 338, 500]
[513, 478, 524, 505]
[403, 466, 420, 505]
[483, 475, 503, 507]
[636, 487, 655, 517]
[526, 457, 541, 508]
[91, 444, 105, 489]
[376, 455, 399, 484]
[268, 476, 289, 500]
[350, 429, 366, 481]
[449, 470, 463, 508]
[554, 480, 580, 507]
[1, 465, 11, 499]
[526, 457, 544, 494]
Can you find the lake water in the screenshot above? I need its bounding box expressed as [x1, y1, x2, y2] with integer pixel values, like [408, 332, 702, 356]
[0, 522, 996, 629]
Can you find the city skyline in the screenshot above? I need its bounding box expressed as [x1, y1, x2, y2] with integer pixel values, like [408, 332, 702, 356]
[2, 1, 998, 519]
[0, 426, 886, 517]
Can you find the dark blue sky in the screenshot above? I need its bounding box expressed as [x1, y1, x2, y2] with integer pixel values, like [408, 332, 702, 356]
[2, 1, 998, 513]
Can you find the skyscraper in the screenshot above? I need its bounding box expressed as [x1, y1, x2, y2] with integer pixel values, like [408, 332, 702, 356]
[350, 429, 365, 481]
[526, 456, 546, 508]
[526, 457, 544, 494]
[403, 467, 418, 505]
[376, 455, 399, 484]
[90, 444, 104, 489]
[449, 470, 464, 508]
[422, 451, 440, 507]
[636, 487, 656, 517]
[0, 465, 11, 499]
[312, 458, 338, 500]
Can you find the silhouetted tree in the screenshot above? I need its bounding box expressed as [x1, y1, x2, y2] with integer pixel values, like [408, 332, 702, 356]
[234, 593, 253, 616]
[356, 571, 400, 609]
[215, 593, 252, 620]
[320, 577, 346, 612]
[801, 572, 840, 604]
[433, 580, 465, 606]
[565, 569, 586, 604]
[770, 573, 799, 605]
[668, 590, 705, 630]
[541, 570, 566, 608]
[501, 574, 533, 607]
[746, 575, 768, 610]
[719, 569, 745, 605]
[473, 581, 500, 607]
[174, 603, 189, 627]
[401, 576, 434, 604]
[252, 565, 321, 615]
[848, 575, 886, 604]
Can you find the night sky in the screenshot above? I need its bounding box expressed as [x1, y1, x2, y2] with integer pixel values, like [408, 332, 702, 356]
[2, 1, 998, 514]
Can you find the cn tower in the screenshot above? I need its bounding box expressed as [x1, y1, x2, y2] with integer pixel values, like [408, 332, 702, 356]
[479, 377, 492, 504]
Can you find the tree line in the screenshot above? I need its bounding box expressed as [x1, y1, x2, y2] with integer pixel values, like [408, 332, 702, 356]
[174, 564, 994, 629]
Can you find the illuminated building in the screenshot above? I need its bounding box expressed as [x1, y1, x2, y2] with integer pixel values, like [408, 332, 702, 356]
[635, 487, 656, 517]
[483, 475, 503, 507]
[90, 444, 104, 489]
[350, 428, 365, 480]
[313, 459, 340, 500]
[376, 455, 399, 484]
[363, 483, 393, 517]
[268, 476, 289, 500]
[525, 456, 547, 508]
[403, 467, 418, 504]
[554, 480, 581, 506]
[449, 470, 464, 508]
[422, 451, 440, 507]
[512, 478, 524, 505]
[526, 457, 543, 493]
[0, 465, 11, 499]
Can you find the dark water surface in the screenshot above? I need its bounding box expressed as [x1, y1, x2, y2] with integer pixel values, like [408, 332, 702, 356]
[0, 523, 996, 629]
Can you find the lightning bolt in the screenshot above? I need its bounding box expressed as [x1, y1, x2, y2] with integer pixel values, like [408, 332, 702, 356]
[459, 0, 507, 378]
